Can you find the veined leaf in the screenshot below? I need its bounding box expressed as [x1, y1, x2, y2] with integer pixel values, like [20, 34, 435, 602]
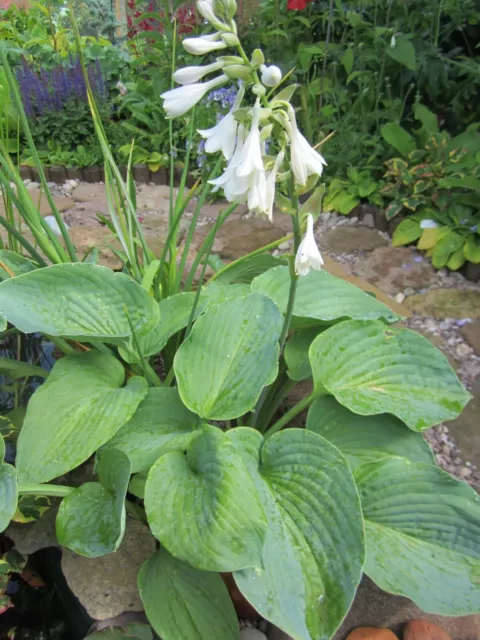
[0, 250, 37, 280]
[138, 549, 237, 640]
[86, 623, 153, 640]
[103, 388, 200, 473]
[285, 328, 324, 381]
[252, 266, 399, 325]
[0, 463, 17, 532]
[0, 357, 48, 380]
[56, 448, 131, 557]
[229, 428, 364, 640]
[214, 254, 287, 285]
[309, 320, 470, 431]
[174, 293, 283, 420]
[16, 352, 147, 483]
[356, 456, 480, 614]
[0, 263, 159, 340]
[307, 396, 434, 470]
[386, 38, 416, 70]
[392, 219, 422, 246]
[381, 123, 416, 157]
[144, 425, 267, 572]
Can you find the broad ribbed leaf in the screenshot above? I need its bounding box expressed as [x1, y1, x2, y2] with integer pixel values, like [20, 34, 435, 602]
[56, 448, 131, 557]
[144, 424, 267, 571]
[0, 463, 17, 532]
[0, 250, 37, 280]
[309, 320, 470, 430]
[215, 254, 287, 284]
[120, 283, 250, 363]
[174, 293, 283, 420]
[356, 457, 480, 614]
[16, 352, 147, 483]
[307, 396, 434, 470]
[252, 266, 399, 325]
[138, 549, 237, 640]
[229, 428, 364, 640]
[103, 388, 200, 473]
[0, 263, 159, 339]
[285, 328, 324, 381]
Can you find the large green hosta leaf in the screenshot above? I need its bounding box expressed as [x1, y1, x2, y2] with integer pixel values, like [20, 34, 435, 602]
[309, 320, 470, 431]
[0, 463, 17, 532]
[138, 549, 238, 640]
[229, 428, 364, 640]
[103, 388, 200, 473]
[120, 283, 249, 363]
[0, 263, 159, 340]
[307, 396, 434, 470]
[144, 424, 267, 572]
[252, 266, 399, 325]
[16, 352, 147, 483]
[174, 293, 283, 420]
[0, 250, 37, 280]
[56, 449, 131, 557]
[356, 456, 480, 614]
[284, 328, 324, 381]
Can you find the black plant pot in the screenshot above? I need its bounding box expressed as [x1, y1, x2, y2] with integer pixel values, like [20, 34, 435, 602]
[49, 165, 67, 184]
[19, 165, 33, 181]
[67, 167, 84, 181]
[83, 166, 102, 183]
[150, 167, 167, 185]
[133, 163, 150, 183]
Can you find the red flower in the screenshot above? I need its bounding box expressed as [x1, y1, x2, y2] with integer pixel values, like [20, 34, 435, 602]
[287, 0, 312, 9]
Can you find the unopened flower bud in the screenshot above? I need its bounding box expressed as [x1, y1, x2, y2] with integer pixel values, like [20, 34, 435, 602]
[221, 32, 240, 46]
[223, 64, 252, 80]
[260, 64, 282, 87]
[251, 49, 265, 68]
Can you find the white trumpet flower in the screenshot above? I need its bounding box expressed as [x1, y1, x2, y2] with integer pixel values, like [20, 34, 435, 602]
[161, 74, 228, 117]
[286, 106, 327, 186]
[209, 125, 250, 201]
[182, 33, 227, 55]
[260, 64, 282, 87]
[264, 150, 284, 221]
[173, 61, 224, 85]
[197, 85, 244, 160]
[236, 101, 264, 178]
[295, 214, 324, 276]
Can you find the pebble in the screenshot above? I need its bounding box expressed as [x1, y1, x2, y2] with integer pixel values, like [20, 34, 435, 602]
[346, 628, 398, 640]
[362, 213, 375, 227]
[26, 181, 40, 190]
[278, 241, 291, 251]
[394, 293, 405, 304]
[23, 178, 31, 185]
[403, 286, 416, 296]
[456, 342, 473, 358]
[404, 619, 451, 640]
[437, 268, 449, 278]
[239, 629, 268, 640]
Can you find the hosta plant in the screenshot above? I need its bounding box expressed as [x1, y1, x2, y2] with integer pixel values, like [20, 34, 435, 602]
[380, 104, 480, 269]
[0, 3, 479, 640]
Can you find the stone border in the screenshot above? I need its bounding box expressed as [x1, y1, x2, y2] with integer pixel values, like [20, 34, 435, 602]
[354, 203, 480, 283]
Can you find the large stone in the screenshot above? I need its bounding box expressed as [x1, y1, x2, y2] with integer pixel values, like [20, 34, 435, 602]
[354, 247, 437, 295]
[322, 256, 412, 319]
[320, 227, 388, 253]
[195, 217, 285, 260]
[64, 201, 108, 227]
[446, 378, 480, 469]
[461, 321, 480, 355]
[67, 226, 123, 270]
[346, 628, 398, 640]
[136, 184, 177, 211]
[0, 191, 74, 217]
[333, 576, 480, 640]
[61, 518, 156, 621]
[404, 289, 480, 319]
[6, 507, 59, 555]
[72, 183, 108, 207]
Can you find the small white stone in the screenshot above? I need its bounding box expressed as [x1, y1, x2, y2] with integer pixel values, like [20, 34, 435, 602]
[47, 181, 56, 189]
[395, 293, 406, 304]
[456, 343, 473, 358]
[27, 181, 40, 190]
[437, 268, 449, 278]
[23, 178, 31, 185]
[362, 212, 375, 228]
[68, 179, 78, 188]
[278, 241, 291, 251]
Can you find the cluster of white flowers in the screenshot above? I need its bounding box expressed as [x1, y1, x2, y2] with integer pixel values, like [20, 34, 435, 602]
[161, 0, 326, 275]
